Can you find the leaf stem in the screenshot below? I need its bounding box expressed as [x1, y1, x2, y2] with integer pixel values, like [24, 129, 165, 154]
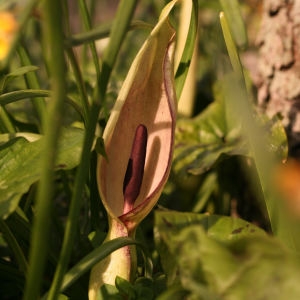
[22, 0, 67, 299]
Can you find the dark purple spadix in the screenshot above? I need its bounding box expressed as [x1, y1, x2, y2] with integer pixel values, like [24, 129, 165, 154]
[123, 124, 148, 214]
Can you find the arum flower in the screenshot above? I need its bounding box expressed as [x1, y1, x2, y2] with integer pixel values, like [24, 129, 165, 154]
[89, 1, 179, 299]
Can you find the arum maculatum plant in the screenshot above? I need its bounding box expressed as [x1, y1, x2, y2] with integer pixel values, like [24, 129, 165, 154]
[89, 0, 196, 298]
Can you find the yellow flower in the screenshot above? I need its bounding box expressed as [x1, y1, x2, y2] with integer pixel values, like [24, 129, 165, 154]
[0, 11, 18, 61]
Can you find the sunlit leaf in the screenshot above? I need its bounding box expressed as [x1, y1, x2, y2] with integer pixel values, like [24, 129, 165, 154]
[0, 90, 50, 105]
[154, 210, 265, 286]
[155, 210, 300, 299]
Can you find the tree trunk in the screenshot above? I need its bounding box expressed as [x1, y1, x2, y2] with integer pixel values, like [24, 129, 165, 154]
[256, 0, 300, 156]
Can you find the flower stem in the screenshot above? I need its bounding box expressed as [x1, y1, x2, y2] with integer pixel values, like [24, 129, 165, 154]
[22, 0, 66, 299]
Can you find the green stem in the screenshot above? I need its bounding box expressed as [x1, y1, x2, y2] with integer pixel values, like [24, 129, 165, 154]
[0, 220, 28, 273]
[47, 1, 138, 299]
[65, 47, 89, 123]
[17, 45, 47, 132]
[22, 0, 66, 299]
[0, 106, 15, 133]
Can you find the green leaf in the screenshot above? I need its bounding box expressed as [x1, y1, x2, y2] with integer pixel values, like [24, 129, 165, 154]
[219, 12, 243, 76]
[60, 237, 140, 293]
[133, 277, 154, 300]
[7, 65, 38, 77]
[115, 276, 135, 298]
[155, 210, 300, 299]
[0, 127, 84, 219]
[0, 90, 50, 105]
[173, 91, 244, 177]
[154, 210, 265, 286]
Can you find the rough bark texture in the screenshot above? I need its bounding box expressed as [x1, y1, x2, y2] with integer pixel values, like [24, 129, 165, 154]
[256, 0, 300, 156]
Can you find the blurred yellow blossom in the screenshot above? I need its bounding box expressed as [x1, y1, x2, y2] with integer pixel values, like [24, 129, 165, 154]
[0, 11, 18, 60]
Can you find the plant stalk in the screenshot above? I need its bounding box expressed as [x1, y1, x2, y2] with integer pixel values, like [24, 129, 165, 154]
[22, 0, 66, 298]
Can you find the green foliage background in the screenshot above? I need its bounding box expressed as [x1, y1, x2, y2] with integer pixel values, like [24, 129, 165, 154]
[0, 0, 299, 299]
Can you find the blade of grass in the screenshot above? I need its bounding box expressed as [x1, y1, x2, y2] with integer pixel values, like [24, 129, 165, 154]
[175, 0, 198, 99]
[22, 0, 67, 299]
[61, 238, 141, 293]
[46, 1, 138, 299]
[0, 107, 15, 133]
[0, 89, 50, 105]
[78, 0, 101, 82]
[219, 0, 248, 48]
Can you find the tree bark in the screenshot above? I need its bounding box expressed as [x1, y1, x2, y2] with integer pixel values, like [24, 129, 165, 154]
[256, 0, 300, 156]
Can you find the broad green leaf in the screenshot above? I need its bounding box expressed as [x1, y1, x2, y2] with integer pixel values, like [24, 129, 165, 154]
[155, 210, 300, 299]
[0, 127, 84, 219]
[154, 210, 265, 286]
[173, 226, 300, 300]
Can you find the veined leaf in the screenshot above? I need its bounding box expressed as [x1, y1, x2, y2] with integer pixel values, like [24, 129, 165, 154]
[154, 210, 265, 286]
[155, 210, 300, 300]
[0, 127, 84, 219]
